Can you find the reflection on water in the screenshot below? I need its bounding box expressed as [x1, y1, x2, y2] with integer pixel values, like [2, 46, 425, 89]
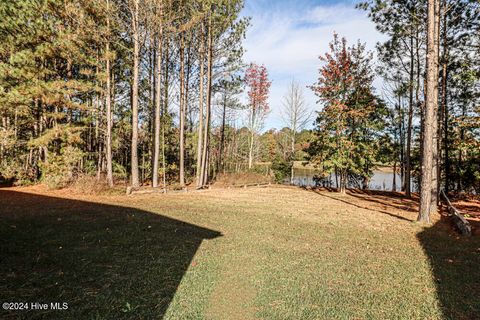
[291, 169, 414, 192]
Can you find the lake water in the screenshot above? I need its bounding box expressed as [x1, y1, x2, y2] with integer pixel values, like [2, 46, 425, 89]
[291, 169, 414, 192]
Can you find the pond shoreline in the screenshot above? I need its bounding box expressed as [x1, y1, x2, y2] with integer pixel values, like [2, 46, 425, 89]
[290, 165, 414, 192]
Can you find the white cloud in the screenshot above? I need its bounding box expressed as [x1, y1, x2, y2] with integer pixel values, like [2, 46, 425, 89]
[241, 1, 386, 129]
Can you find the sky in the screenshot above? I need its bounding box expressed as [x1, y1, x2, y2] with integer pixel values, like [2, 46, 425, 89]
[240, 0, 386, 129]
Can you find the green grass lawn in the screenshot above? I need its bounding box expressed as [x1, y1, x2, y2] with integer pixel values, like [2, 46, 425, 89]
[1, 186, 479, 319]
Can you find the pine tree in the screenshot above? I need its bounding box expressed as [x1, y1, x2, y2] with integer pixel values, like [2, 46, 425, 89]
[418, 0, 441, 223]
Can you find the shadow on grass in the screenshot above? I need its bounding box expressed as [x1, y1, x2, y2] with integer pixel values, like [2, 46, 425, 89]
[312, 187, 480, 318]
[0, 190, 221, 319]
[347, 189, 418, 213]
[417, 218, 480, 320]
[310, 188, 414, 222]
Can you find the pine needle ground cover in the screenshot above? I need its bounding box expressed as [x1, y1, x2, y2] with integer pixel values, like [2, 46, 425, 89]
[1, 186, 478, 319]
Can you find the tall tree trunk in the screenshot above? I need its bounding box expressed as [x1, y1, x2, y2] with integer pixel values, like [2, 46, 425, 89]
[399, 95, 405, 190]
[200, 13, 213, 187]
[153, 8, 163, 188]
[105, 0, 113, 187]
[148, 37, 155, 182]
[393, 160, 397, 191]
[130, 0, 140, 189]
[290, 124, 295, 184]
[415, 16, 425, 189]
[179, 33, 186, 188]
[457, 105, 466, 191]
[162, 37, 169, 189]
[248, 97, 256, 170]
[340, 170, 346, 194]
[334, 166, 339, 189]
[248, 128, 255, 169]
[185, 35, 192, 134]
[217, 92, 227, 174]
[196, 24, 205, 187]
[13, 108, 17, 141]
[94, 59, 102, 181]
[184, 35, 192, 176]
[441, 0, 449, 193]
[405, 24, 414, 197]
[419, 0, 440, 223]
[431, 0, 441, 211]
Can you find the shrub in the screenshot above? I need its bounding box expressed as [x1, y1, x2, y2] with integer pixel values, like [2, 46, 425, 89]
[113, 161, 128, 179]
[40, 146, 83, 189]
[215, 172, 271, 186]
[0, 158, 37, 186]
[72, 174, 124, 195]
[271, 158, 291, 183]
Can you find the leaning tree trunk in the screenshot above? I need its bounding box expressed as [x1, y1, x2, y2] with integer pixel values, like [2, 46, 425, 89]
[418, 0, 440, 223]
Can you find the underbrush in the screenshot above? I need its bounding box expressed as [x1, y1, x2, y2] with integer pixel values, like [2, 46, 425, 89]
[214, 172, 272, 186]
[70, 174, 126, 195]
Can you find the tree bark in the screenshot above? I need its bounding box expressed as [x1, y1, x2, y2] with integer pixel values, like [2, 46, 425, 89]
[162, 37, 169, 189]
[340, 170, 346, 194]
[130, 0, 140, 189]
[334, 166, 339, 189]
[179, 33, 185, 188]
[399, 92, 404, 191]
[200, 13, 213, 187]
[440, 0, 449, 193]
[431, 0, 441, 211]
[248, 97, 255, 170]
[153, 5, 163, 188]
[196, 24, 205, 188]
[405, 22, 414, 197]
[393, 160, 397, 191]
[290, 123, 295, 184]
[105, 0, 113, 187]
[418, 0, 440, 223]
[248, 128, 255, 169]
[217, 92, 227, 174]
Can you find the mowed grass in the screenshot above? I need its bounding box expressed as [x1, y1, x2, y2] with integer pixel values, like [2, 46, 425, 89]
[0, 186, 479, 319]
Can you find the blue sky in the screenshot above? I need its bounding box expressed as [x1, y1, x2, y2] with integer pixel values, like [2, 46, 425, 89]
[240, 0, 385, 129]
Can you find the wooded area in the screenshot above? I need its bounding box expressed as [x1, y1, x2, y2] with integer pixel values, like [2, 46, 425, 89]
[0, 0, 257, 190]
[0, 0, 479, 222]
[358, 0, 479, 221]
[1, 1, 479, 318]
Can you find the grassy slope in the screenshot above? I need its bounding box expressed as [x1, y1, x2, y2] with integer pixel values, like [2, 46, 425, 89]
[0, 186, 478, 319]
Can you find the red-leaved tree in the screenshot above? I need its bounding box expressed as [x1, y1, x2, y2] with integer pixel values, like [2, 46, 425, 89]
[245, 63, 271, 169]
[309, 33, 380, 193]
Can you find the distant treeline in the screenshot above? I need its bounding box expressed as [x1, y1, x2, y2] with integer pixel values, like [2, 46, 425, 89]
[0, 0, 478, 202]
